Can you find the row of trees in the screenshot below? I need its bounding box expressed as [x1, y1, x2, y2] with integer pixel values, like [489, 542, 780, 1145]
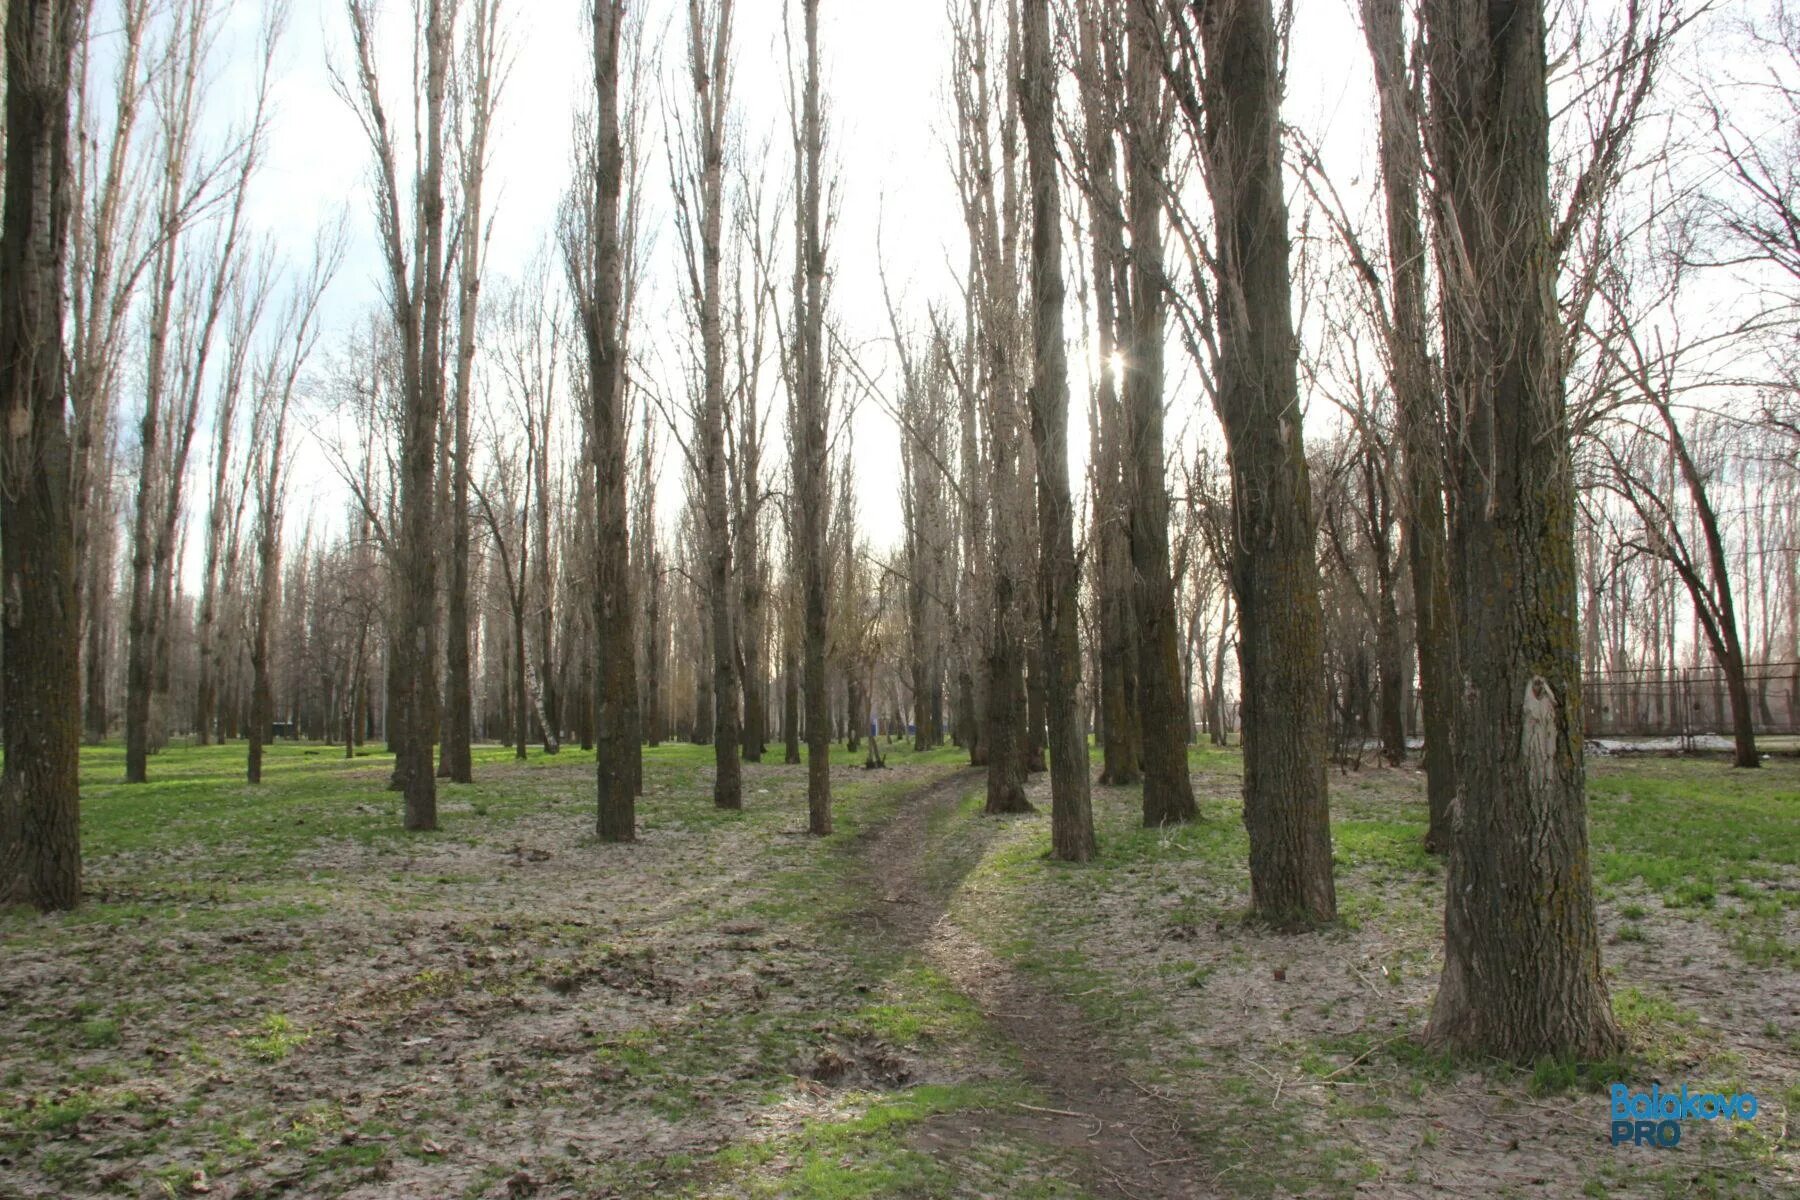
[4, 0, 1797, 1064]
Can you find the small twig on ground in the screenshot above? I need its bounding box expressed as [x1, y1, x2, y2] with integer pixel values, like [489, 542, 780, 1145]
[1128, 1077, 1172, 1102]
[1322, 1034, 1409, 1080]
[1014, 1101, 1092, 1120]
[1095, 1162, 1150, 1200]
[1245, 1057, 1282, 1085]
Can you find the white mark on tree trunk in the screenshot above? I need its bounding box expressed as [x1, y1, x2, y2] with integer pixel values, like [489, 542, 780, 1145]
[1521, 675, 1559, 807]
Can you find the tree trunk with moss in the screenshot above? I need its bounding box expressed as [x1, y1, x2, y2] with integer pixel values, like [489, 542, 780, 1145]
[1421, 0, 1621, 1060]
[1181, 0, 1334, 922]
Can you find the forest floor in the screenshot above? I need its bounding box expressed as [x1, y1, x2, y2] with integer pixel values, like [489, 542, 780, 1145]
[0, 737, 1794, 1199]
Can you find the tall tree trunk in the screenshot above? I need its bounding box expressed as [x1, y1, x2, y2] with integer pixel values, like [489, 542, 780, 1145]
[248, 539, 278, 785]
[642, 547, 662, 746]
[69, 0, 148, 757]
[123, 123, 186, 783]
[961, 0, 1029, 816]
[1183, 0, 1334, 921]
[846, 675, 862, 752]
[1022, 0, 1094, 860]
[783, 640, 801, 764]
[82, 477, 114, 744]
[1375, 570, 1406, 765]
[123, 496, 154, 778]
[1363, 0, 1457, 848]
[739, 575, 765, 761]
[534, 395, 558, 754]
[1024, 642, 1047, 773]
[984, 430, 1030, 811]
[983, 638, 1029, 813]
[1208, 589, 1232, 745]
[1126, 2, 1195, 827]
[737, 386, 766, 764]
[441, 0, 498, 784]
[581, 0, 640, 842]
[1422, 0, 1621, 1060]
[793, 0, 832, 835]
[953, 251, 989, 768]
[391, 0, 451, 830]
[1652, 401, 1761, 769]
[514, 601, 528, 760]
[441, 397, 473, 780]
[0, 0, 83, 911]
[1077, 4, 1141, 787]
[689, 0, 741, 810]
[1367, 451, 1407, 766]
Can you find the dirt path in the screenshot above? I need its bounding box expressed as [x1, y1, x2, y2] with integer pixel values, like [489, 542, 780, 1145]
[858, 770, 1218, 1200]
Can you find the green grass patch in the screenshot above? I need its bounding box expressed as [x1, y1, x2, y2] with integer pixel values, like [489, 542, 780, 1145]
[239, 1013, 310, 1062]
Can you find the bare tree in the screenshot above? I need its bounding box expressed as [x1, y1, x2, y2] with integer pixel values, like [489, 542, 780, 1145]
[633, 394, 664, 748]
[195, 253, 276, 744]
[336, 0, 454, 828]
[948, 0, 1030, 815]
[1595, 367, 1763, 767]
[1123, 0, 1195, 827]
[1166, 0, 1333, 919]
[485, 267, 564, 756]
[1071, 0, 1141, 787]
[1020, 0, 1095, 860]
[441, 0, 508, 784]
[729, 161, 780, 765]
[567, 0, 645, 841]
[671, 0, 742, 809]
[124, 0, 273, 781]
[1359, 0, 1458, 847]
[887, 317, 956, 752]
[70, 0, 156, 746]
[1420, 0, 1622, 1059]
[787, 0, 834, 835]
[472, 433, 537, 761]
[248, 237, 338, 784]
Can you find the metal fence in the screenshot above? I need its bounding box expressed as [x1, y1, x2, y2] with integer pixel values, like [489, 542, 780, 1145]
[1581, 661, 1800, 738]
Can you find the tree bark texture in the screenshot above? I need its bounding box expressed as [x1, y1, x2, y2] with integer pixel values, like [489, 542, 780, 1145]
[1188, 0, 1335, 921]
[1127, 2, 1195, 827]
[583, 0, 641, 842]
[1021, 0, 1095, 860]
[0, 0, 84, 911]
[1422, 0, 1622, 1060]
[1362, 0, 1458, 849]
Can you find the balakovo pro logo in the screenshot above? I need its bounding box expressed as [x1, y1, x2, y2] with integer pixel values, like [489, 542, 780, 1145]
[1610, 1084, 1760, 1147]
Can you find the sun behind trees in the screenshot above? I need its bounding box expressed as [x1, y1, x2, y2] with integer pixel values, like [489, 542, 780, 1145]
[3, 0, 1794, 1079]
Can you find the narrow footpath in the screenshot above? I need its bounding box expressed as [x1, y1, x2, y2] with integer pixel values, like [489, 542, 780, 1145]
[856, 770, 1219, 1199]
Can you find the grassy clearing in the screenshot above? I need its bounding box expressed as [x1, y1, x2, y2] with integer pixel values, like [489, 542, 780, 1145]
[2, 737, 1792, 1198]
